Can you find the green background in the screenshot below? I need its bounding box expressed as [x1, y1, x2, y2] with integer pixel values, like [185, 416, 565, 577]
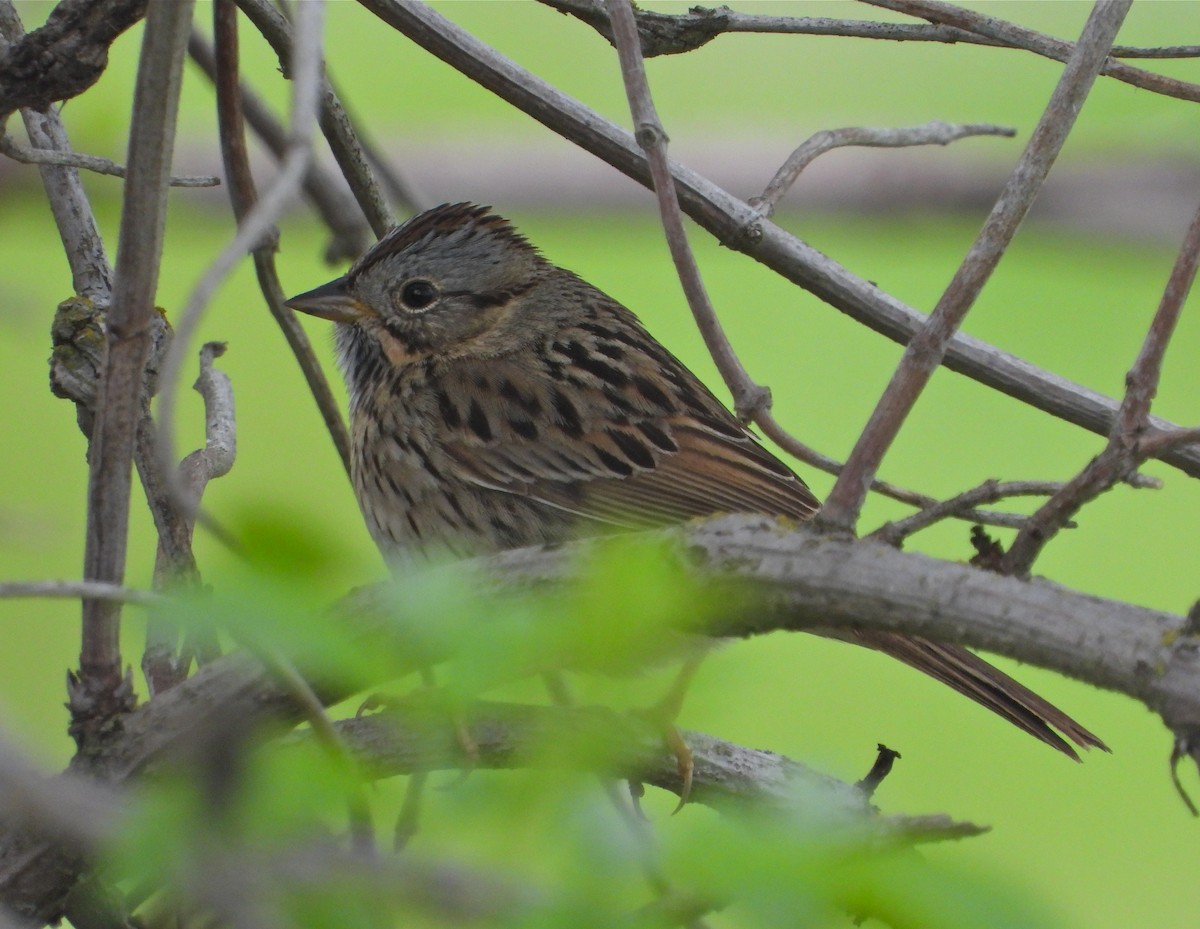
[2, 1, 1198, 925]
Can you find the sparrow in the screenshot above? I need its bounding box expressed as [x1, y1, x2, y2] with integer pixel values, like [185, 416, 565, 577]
[287, 202, 1105, 762]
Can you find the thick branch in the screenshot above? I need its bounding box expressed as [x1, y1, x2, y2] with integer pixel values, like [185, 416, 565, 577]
[479, 518, 1200, 740]
[326, 702, 983, 840]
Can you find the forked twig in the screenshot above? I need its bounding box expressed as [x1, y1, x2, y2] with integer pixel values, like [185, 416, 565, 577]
[145, 342, 237, 694]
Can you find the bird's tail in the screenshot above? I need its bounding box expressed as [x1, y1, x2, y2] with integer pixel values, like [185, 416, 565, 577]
[844, 630, 1108, 759]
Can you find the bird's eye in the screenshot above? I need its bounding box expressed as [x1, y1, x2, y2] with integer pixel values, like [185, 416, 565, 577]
[400, 280, 438, 311]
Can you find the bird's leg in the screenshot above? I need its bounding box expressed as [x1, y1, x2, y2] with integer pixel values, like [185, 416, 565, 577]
[636, 655, 705, 812]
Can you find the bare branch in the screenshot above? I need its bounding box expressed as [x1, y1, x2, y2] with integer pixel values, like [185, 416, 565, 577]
[1, 5, 206, 676]
[480, 517, 1200, 743]
[752, 414, 1033, 529]
[819, 0, 1131, 534]
[752, 121, 1015, 218]
[5, 511, 1200, 918]
[1140, 426, 1200, 457]
[145, 343, 237, 693]
[358, 0, 1200, 486]
[603, 0, 1029, 535]
[76, 0, 196, 736]
[327, 702, 984, 841]
[543, 0, 1200, 62]
[179, 343, 238, 503]
[0, 132, 218, 187]
[1003, 197, 1200, 575]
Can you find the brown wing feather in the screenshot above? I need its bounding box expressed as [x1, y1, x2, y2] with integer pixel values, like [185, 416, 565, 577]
[435, 312, 818, 530]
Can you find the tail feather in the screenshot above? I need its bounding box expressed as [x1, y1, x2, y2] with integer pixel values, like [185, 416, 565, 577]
[837, 630, 1108, 759]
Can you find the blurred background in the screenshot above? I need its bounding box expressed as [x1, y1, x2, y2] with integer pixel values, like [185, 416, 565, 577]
[1, 1, 1198, 926]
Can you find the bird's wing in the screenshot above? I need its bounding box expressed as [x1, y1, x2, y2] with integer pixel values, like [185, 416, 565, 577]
[432, 316, 818, 528]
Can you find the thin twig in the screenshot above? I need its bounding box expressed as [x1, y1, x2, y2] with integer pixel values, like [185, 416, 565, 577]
[209, 1, 352, 475]
[329, 73, 425, 216]
[0, 131, 218, 186]
[752, 121, 1015, 218]
[0, 582, 159, 606]
[818, 0, 1132, 534]
[360, 0, 1200, 485]
[155, 0, 325, 528]
[864, 0, 1200, 102]
[75, 0, 197, 737]
[867, 479, 1065, 546]
[1002, 197, 1200, 576]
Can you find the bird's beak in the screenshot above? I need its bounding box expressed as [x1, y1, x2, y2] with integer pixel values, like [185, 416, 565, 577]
[285, 276, 371, 323]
